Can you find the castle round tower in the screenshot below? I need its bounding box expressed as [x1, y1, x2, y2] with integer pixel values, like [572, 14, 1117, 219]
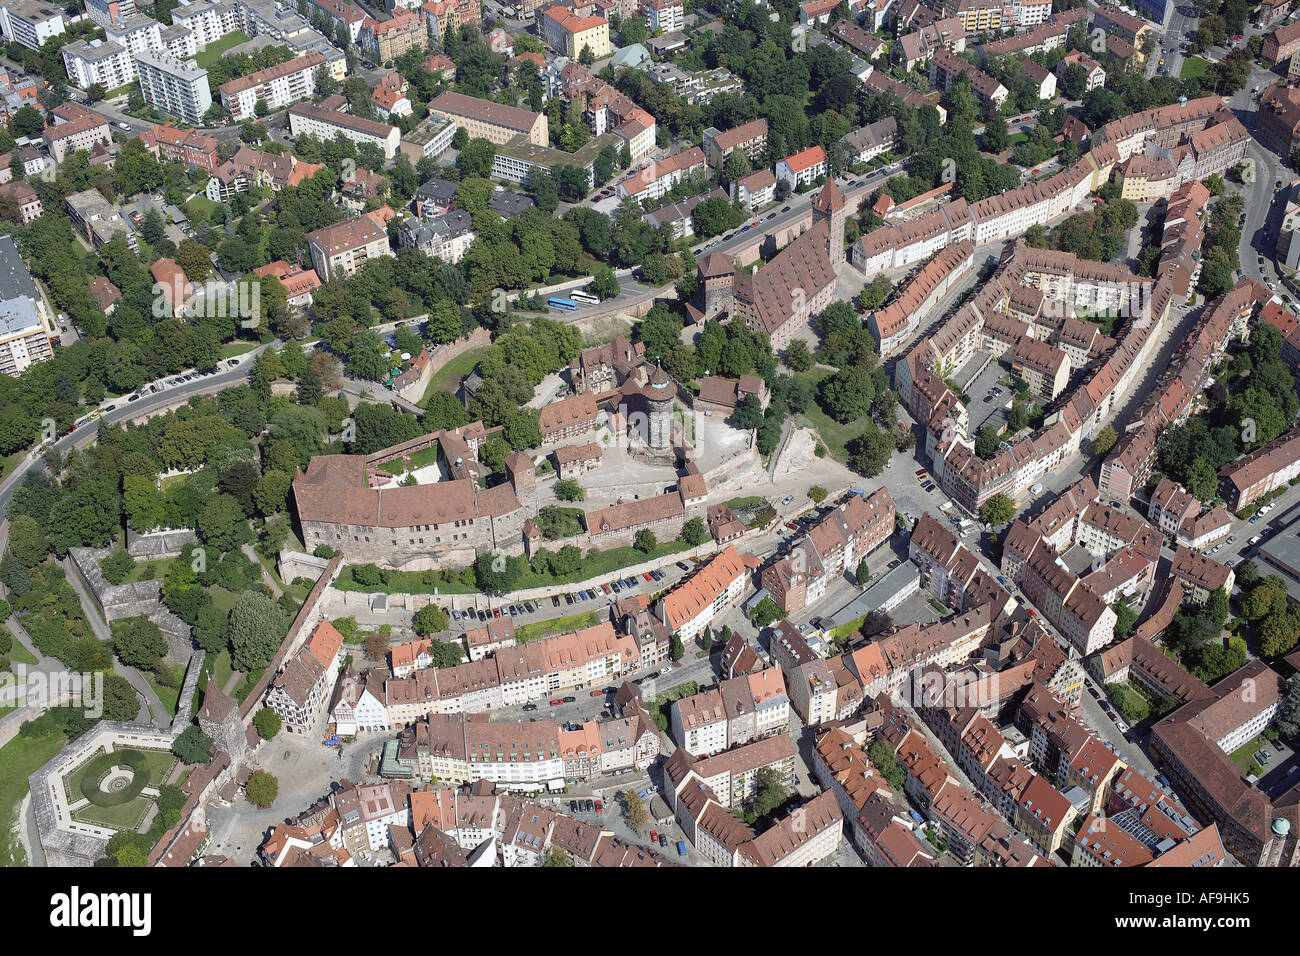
[642, 364, 675, 450]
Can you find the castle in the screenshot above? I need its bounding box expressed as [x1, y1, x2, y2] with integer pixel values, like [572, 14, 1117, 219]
[686, 178, 848, 351]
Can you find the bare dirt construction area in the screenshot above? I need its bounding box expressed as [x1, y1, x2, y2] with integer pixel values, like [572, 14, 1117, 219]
[574, 314, 635, 347]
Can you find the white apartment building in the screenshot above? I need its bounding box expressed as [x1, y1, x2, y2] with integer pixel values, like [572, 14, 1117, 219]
[135, 50, 213, 124]
[0, 297, 53, 377]
[219, 51, 323, 120]
[170, 0, 243, 49]
[288, 101, 401, 159]
[106, 13, 164, 59]
[307, 215, 394, 282]
[671, 690, 728, 757]
[62, 39, 136, 90]
[85, 0, 137, 29]
[659, 546, 749, 644]
[0, 0, 64, 51]
[1003, 0, 1052, 26]
[642, 0, 684, 32]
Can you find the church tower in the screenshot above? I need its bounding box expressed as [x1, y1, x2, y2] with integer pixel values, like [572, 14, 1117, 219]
[811, 178, 847, 269]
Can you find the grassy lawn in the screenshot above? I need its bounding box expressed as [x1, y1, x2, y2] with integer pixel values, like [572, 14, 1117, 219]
[210, 587, 241, 615]
[0, 449, 26, 483]
[1180, 57, 1211, 81]
[220, 341, 261, 358]
[0, 733, 67, 865]
[515, 610, 599, 644]
[185, 195, 219, 222]
[513, 540, 691, 590]
[194, 31, 249, 67]
[74, 795, 155, 831]
[198, 649, 236, 695]
[1230, 737, 1266, 776]
[234, 666, 266, 702]
[335, 567, 478, 594]
[1107, 682, 1150, 725]
[419, 347, 487, 406]
[147, 675, 180, 719]
[377, 446, 441, 475]
[117, 556, 175, 585]
[725, 496, 767, 510]
[8, 641, 37, 667]
[793, 369, 857, 461]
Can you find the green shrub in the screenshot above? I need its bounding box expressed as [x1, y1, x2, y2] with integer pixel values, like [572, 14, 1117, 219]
[78, 749, 149, 807]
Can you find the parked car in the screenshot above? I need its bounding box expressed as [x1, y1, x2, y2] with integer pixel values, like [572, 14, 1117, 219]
[563, 696, 576, 703]
[550, 699, 563, 706]
[658, 833, 667, 848]
[570, 801, 579, 812]
[650, 829, 659, 843]
[782, 494, 794, 505]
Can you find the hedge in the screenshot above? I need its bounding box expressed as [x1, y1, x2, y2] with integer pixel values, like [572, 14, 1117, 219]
[79, 749, 148, 807]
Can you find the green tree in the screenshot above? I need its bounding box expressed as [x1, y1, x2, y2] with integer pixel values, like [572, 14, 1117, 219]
[199, 493, 252, 554]
[855, 558, 871, 586]
[253, 707, 282, 740]
[555, 479, 585, 501]
[634, 529, 657, 553]
[847, 427, 893, 477]
[1113, 601, 1138, 638]
[751, 596, 786, 627]
[974, 426, 1001, 459]
[680, 517, 709, 546]
[7, 515, 49, 567]
[623, 788, 650, 831]
[412, 604, 449, 636]
[979, 494, 1017, 526]
[111, 616, 167, 670]
[172, 725, 214, 764]
[543, 846, 573, 866]
[1092, 425, 1118, 457]
[228, 591, 291, 671]
[245, 769, 278, 808]
[867, 740, 905, 790]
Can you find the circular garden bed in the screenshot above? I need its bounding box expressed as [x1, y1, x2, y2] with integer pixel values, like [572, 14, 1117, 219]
[79, 749, 149, 807]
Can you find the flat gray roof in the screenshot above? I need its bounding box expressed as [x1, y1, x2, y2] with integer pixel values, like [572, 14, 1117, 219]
[0, 236, 39, 304]
[826, 563, 920, 630]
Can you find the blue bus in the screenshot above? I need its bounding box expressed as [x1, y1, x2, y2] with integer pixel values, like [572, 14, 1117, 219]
[548, 296, 578, 311]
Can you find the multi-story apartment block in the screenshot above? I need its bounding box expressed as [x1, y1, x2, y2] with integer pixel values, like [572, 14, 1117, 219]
[288, 101, 402, 159]
[539, 4, 610, 59]
[658, 545, 749, 642]
[0, 181, 43, 225]
[429, 90, 548, 147]
[62, 39, 136, 89]
[776, 145, 828, 191]
[1217, 424, 1300, 511]
[642, 0, 683, 32]
[0, 0, 66, 51]
[930, 49, 1008, 112]
[42, 103, 112, 164]
[65, 188, 138, 252]
[1150, 661, 1298, 866]
[306, 214, 394, 282]
[134, 50, 213, 124]
[358, 10, 425, 62]
[139, 123, 220, 171]
[702, 118, 768, 169]
[303, 0, 367, 41]
[397, 208, 476, 264]
[0, 295, 52, 377]
[219, 51, 323, 120]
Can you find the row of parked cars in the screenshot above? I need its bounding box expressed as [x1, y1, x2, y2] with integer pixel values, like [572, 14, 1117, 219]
[460, 565, 690, 624]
